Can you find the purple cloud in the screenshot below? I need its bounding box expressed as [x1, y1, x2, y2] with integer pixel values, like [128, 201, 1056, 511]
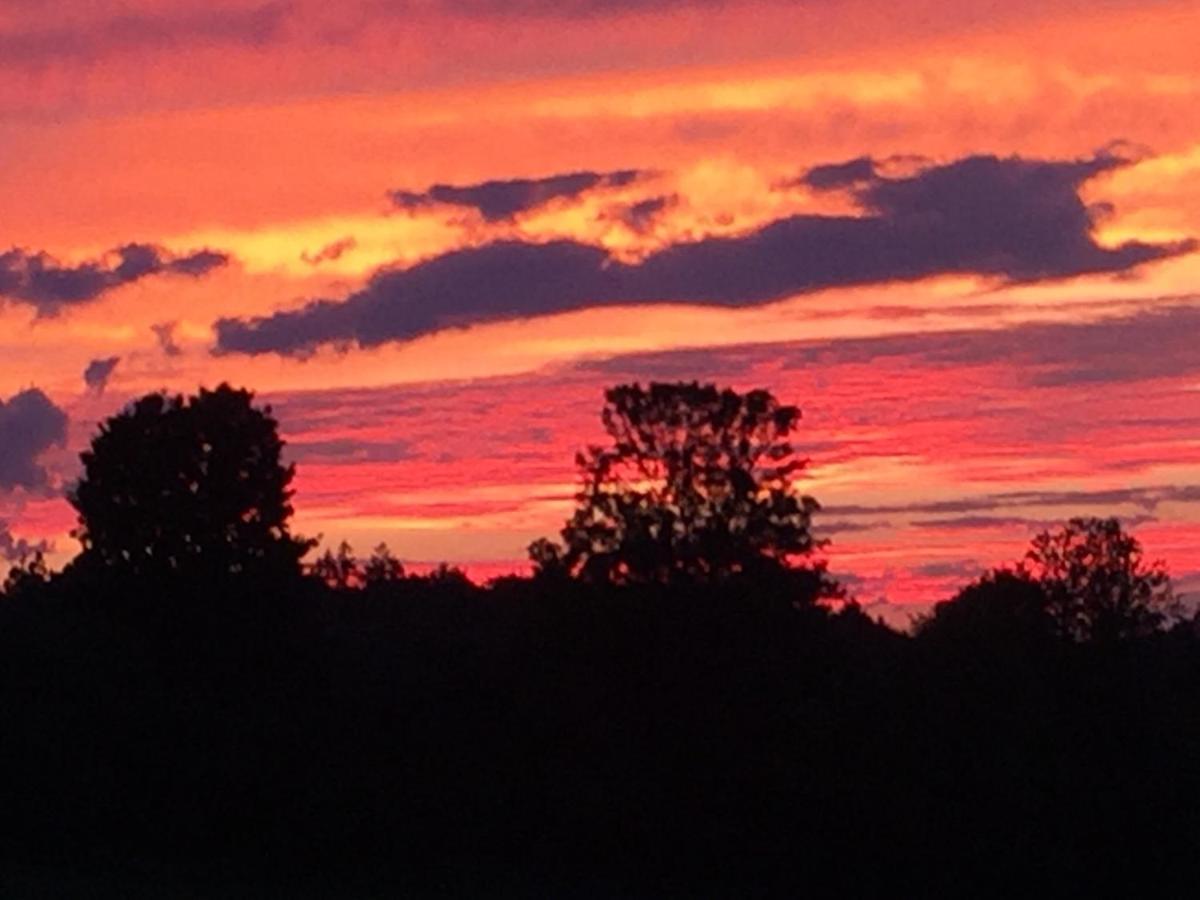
[218, 150, 1194, 357]
[605, 194, 679, 234]
[152, 321, 183, 357]
[0, 389, 68, 492]
[391, 169, 646, 222]
[799, 156, 878, 191]
[302, 237, 358, 267]
[83, 356, 120, 393]
[0, 243, 229, 315]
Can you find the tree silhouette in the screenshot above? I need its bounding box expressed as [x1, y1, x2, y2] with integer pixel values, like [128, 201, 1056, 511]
[311, 541, 406, 588]
[69, 384, 312, 583]
[312, 540, 361, 589]
[915, 569, 1055, 646]
[1, 550, 50, 600]
[532, 381, 831, 590]
[1021, 517, 1177, 642]
[363, 543, 405, 585]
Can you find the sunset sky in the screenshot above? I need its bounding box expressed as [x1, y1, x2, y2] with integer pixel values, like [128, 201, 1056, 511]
[3, 0, 1199, 620]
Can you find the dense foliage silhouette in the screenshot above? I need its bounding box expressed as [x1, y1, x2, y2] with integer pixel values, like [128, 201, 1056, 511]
[69, 384, 313, 586]
[311, 540, 408, 588]
[1024, 516, 1178, 642]
[532, 382, 837, 601]
[916, 518, 1181, 646]
[915, 568, 1056, 647]
[2, 382, 1198, 896]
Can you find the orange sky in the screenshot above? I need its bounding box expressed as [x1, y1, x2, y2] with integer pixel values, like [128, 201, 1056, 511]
[3, 0, 1199, 620]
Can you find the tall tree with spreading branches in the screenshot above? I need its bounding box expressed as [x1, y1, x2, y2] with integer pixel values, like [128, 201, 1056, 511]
[532, 382, 835, 595]
[1022, 516, 1178, 642]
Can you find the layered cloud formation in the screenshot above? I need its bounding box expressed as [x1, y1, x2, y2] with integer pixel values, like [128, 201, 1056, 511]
[0, 244, 229, 315]
[0, 0, 739, 72]
[217, 151, 1194, 356]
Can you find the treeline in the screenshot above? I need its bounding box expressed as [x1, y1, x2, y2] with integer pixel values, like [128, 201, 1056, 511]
[1, 383, 1198, 896]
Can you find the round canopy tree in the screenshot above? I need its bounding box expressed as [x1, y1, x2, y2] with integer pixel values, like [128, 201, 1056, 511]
[915, 570, 1056, 647]
[532, 381, 832, 590]
[70, 384, 312, 582]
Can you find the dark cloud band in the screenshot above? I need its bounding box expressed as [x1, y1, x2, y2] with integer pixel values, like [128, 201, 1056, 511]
[217, 151, 1196, 357]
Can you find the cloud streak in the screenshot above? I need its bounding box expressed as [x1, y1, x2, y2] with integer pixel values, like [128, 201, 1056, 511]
[0, 2, 290, 68]
[770, 302, 1200, 388]
[0, 0, 730, 72]
[217, 151, 1194, 357]
[0, 243, 229, 315]
[390, 169, 646, 222]
[302, 237, 358, 267]
[827, 485, 1200, 521]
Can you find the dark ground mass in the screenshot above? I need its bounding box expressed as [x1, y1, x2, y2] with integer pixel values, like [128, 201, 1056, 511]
[3, 573, 1200, 897]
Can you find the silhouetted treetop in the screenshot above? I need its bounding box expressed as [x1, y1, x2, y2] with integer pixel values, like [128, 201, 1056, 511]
[919, 517, 1180, 646]
[312, 540, 361, 590]
[1022, 516, 1178, 643]
[915, 569, 1055, 646]
[1, 550, 50, 601]
[363, 543, 406, 585]
[310, 541, 405, 589]
[532, 381, 833, 592]
[69, 383, 312, 582]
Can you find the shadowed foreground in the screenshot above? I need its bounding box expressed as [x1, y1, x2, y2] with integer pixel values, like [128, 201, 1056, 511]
[4, 573, 1200, 897]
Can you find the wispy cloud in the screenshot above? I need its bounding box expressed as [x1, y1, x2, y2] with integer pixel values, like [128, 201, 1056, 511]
[0, 2, 290, 68]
